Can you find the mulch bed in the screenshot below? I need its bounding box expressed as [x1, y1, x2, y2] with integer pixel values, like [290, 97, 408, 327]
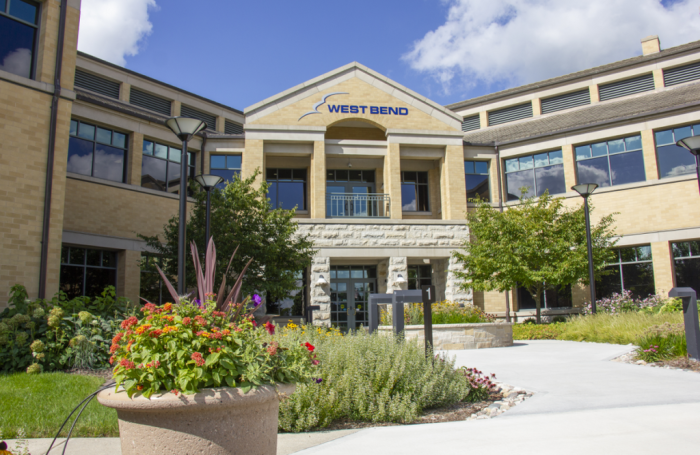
[650, 357, 700, 373]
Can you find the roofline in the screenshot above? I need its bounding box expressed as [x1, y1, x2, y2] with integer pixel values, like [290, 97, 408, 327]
[446, 39, 700, 112]
[244, 61, 463, 123]
[77, 51, 244, 116]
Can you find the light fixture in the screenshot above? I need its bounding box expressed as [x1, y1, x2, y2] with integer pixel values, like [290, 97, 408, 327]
[423, 259, 431, 264]
[315, 275, 328, 286]
[571, 183, 599, 198]
[676, 136, 700, 195]
[394, 274, 407, 284]
[347, 162, 352, 168]
[571, 183, 599, 313]
[164, 116, 208, 294]
[194, 174, 225, 246]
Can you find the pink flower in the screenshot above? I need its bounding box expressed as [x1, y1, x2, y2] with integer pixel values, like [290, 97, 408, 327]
[264, 321, 275, 335]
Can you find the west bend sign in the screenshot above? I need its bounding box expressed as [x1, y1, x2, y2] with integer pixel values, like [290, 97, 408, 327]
[298, 92, 409, 121]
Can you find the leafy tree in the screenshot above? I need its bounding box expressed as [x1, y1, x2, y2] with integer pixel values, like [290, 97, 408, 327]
[453, 192, 617, 323]
[139, 170, 315, 306]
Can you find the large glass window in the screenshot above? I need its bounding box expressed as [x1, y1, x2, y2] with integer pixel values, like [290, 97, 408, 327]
[517, 284, 572, 310]
[654, 125, 699, 179]
[140, 254, 166, 305]
[326, 170, 377, 217]
[504, 150, 565, 200]
[408, 265, 432, 290]
[60, 246, 117, 299]
[672, 241, 700, 297]
[210, 154, 241, 189]
[141, 140, 195, 194]
[266, 168, 307, 210]
[0, 0, 39, 79]
[465, 161, 490, 202]
[68, 120, 127, 182]
[575, 135, 645, 188]
[401, 171, 429, 211]
[596, 246, 655, 299]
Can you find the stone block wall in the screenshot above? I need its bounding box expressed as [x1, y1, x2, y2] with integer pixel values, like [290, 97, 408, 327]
[378, 323, 513, 350]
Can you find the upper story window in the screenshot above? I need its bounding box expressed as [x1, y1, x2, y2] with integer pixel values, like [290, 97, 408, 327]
[141, 140, 195, 194]
[60, 246, 117, 299]
[266, 168, 307, 210]
[575, 135, 645, 188]
[401, 171, 429, 212]
[210, 154, 241, 189]
[672, 240, 700, 297]
[504, 150, 564, 201]
[655, 125, 699, 179]
[465, 161, 490, 202]
[0, 0, 39, 79]
[68, 120, 127, 183]
[596, 246, 654, 300]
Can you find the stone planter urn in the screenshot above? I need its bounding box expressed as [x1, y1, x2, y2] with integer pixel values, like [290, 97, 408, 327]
[97, 384, 295, 455]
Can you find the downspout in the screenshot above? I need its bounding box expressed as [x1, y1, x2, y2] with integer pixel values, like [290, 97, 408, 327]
[38, 0, 69, 299]
[494, 145, 512, 323]
[199, 131, 207, 173]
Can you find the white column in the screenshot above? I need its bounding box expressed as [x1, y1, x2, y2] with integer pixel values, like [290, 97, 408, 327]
[387, 257, 408, 293]
[445, 255, 472, 304]
[310, 255, 331, 326]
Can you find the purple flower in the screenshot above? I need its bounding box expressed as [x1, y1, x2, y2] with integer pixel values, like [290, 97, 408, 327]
[252, 294, 262, 307]
[193, 299, 202, 308]
[314, 378, 323, 384]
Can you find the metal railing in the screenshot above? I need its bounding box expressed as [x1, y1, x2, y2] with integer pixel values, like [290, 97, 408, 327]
[327, 193, 390, 218]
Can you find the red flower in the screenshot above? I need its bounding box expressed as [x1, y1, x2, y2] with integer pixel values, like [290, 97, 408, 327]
[264, 321, 275, 335]
[312, 360, 319, 365]
[191, 352, 205, 366]
[137, 385, 144, 391]
[112, 332, 124, 344]
[163, 303, 173, 312]
[149, 329, 163, 338]
[267, 342, 278, 356]
[304, 342, 315, 352]
[119, 359, 136, 369]
[141, 303, 157, 313]
[210, 332, 223, 340]
[120, 316, 138, 329]
[213, 311, 226, 317]
[171, 389, 179, 396]
[109, 344, 119, 353]
[194, 316, 207, 327]
[109, 355, 115, 365]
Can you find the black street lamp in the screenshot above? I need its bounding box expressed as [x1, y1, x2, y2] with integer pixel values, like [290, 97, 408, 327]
[165, 117, 207, 295]
[676, 136, 700, 195]
[572, 183, 599, 314]
[194, 174, 224, 246]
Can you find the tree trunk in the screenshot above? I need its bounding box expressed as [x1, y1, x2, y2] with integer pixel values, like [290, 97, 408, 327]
[533, 286, 543, 324]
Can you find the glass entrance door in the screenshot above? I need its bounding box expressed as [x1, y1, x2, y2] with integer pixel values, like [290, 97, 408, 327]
[330, 265, 377, 330]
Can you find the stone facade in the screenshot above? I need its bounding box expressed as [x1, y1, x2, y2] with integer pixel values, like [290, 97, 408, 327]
[378, 323, 513, 350]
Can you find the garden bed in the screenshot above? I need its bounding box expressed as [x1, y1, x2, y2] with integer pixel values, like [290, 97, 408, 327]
[378, 323, 513, 350]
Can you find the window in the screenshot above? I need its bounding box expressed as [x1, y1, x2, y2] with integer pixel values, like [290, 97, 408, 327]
[141, 140, 195, 194]
[140, 255, 166, 305]
[575, 135, 645, 188]
[654, 125, 699, 179]
[0, 0, 39, 79]
[596, 246, 655, 300]
[401, 171, 429, 211]
[672, 241, 700, 297]
[504, 150, 565, 201]
[68, 120, 127, 182]
[266, 168, 307, 210]
[326, 170, 378, 217]
[210, 155, 241, 189]
[60, 246, 117, 299]
[465, 161, 490, 202]
[517, 284, 572, 309]
[408, 265, 432, 290]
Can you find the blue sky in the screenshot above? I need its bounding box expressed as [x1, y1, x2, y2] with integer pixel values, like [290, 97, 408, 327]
[77, 0, 700, 111]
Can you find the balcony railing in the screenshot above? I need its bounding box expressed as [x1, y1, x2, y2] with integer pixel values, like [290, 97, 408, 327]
[327, 193, 390, 218]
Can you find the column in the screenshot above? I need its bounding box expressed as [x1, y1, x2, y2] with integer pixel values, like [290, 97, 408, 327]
[378, 259, 389, 294]
[171, 100, 181, 117]
[385, 143, 402, 219]
[119, 82, 131, 103]
[216, 115, 226, 133]
[310, 255, 331, 326]
[310, 141, 326, 218]
[532, 98, 542, 116]
[641, 130, 660, 180]
[432, 258, 448, 301]
[651, 241, 675, 297]
[386, 257, 408, 293]
[445, 255, 471, 304]
[488, 156, 501, 204]
[653, 68, 665, 89]
[242, 139, 264, 186]
[117, 250, 142, 303]
[428, 167, 441, 219]
[441, 145, 468, 220]
[562, 144, 577, 189]
[479, 111, 488, 128]
[127, 131, 144, 185]
[589, 85, 600, 104]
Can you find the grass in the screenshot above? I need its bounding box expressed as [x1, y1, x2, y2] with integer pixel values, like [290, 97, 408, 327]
[0, 372, 118, 438]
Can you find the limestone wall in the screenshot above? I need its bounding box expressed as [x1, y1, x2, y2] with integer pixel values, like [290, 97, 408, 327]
[378, 323, 513, 350]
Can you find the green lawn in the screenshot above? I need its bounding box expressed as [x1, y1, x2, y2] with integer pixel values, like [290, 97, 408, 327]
[0, 372, 118, 438]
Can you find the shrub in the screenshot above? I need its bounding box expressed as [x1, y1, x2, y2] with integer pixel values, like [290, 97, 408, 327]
[580, 290, 681, 316]
[513, 322, 566, 340]
[560, 312, 683, 345]
[380, 301, 495, 326]
[276, 324, 490, 432]
[635, 323, 687, 362]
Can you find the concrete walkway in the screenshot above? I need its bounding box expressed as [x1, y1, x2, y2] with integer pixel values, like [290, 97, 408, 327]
[11, 341, 700, 454]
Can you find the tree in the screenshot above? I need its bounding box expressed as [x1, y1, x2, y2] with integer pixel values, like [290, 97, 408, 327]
[139, 170, 315, 306]
[453, 191, 617, 323]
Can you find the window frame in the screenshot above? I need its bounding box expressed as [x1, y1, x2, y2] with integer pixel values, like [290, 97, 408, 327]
[68, 119, 129, 183]
[597, 246, 655, 299]
[0, 0, 40, 80]
[60, 245, 118, 299]
[464, 160, 491, 202]
[503, 149, 565, 201]
[210, 154, 241, 189]
[141, 139, 196, 194]
[574, 135, 645, 187]
[671, 240, 700, 296]
[654, 124, 700, 179]
[408, 265, 432, 290]
[266, 168, 308, 211]
[400, 171, 430, 212]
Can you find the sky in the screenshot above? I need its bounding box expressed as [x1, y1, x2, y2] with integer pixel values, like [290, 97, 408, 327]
[77, 0, 700, 111]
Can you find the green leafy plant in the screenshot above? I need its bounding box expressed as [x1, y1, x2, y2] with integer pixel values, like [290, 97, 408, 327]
[379, 301, 495, 326]
[513, 322, 566, 340]
[635, 322, 687, 362]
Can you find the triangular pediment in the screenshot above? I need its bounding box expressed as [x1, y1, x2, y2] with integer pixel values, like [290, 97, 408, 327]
[244, 62, 462, 132]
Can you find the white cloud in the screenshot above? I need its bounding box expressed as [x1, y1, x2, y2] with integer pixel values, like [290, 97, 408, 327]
[0, 48, 32, 78]
[77, 0, 157, 66]
[404, 0, 700, 95]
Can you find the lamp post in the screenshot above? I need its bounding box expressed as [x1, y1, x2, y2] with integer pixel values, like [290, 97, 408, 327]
[676, 136, 700, 195]
[165, 117, 207, 294]
[572, 183, 599, 313]
[194, 174, 224, 247]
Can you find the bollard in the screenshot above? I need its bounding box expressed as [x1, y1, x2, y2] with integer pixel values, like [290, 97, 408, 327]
[668, 287, 700, 360]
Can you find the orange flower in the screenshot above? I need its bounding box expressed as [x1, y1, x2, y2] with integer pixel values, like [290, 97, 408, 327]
[163, 303, 173, 311]
[135, 324, 152, 335]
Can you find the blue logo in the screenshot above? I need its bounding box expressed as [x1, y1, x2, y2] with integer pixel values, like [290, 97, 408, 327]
[299, 92, 410, 121]
[298, 92, 348, 120]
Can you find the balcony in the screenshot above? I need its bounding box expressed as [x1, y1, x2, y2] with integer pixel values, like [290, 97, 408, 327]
[326, 193, 390, 218]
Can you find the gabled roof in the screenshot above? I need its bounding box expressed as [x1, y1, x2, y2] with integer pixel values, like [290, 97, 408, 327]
[244, 62, 462, 126]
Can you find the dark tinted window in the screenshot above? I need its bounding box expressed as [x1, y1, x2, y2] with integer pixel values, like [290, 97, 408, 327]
[465, 160, 490, 202]
[575, 135, 645, 187]
[267, 168, 307, 210]
[60, 246, 117, 299]
[401, 171, 429, 211]
[596, 246, 655, 300]
[210, 155, 241, 189]
[672, 241, 700, 298]
[518, 284, 572, 309]
[68, 120, 127, 182]
[408, 265, 432, 290]
[0, 0, 38, 79]
[141, 140, 195, 194]
[504, 150, 565, 201]
[654, 125, 700, 178]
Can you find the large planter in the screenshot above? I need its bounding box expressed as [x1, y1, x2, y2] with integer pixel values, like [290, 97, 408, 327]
[97, 384, 295, 455]
[378, 322, 513, 350]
